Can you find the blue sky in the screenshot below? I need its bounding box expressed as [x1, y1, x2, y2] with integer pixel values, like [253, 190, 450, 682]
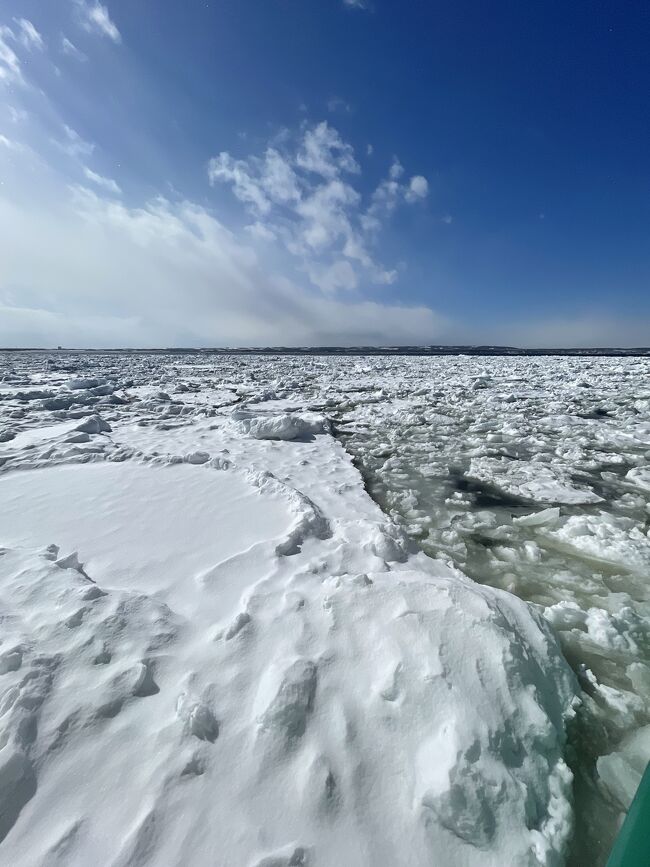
[1, 0, 649, 347]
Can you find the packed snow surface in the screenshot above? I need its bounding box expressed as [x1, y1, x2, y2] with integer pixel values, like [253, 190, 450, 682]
[1, 350, 648, 866]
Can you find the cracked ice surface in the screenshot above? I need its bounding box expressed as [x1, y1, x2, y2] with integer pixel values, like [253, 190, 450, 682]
[328, 354, 650, 866]
[0, 350, 647, 866]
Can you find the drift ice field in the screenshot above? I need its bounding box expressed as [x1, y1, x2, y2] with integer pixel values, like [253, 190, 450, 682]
[1, 350, 649, 866]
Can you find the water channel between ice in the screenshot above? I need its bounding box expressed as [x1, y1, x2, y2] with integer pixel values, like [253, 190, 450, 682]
[325, 355, 650, 866]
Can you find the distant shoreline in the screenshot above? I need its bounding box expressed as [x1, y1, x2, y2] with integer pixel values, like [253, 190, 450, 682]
[1, 346, 650, 358]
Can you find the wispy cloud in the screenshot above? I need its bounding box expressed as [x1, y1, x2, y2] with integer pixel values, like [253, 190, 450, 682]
[327, 96, 353, 114]
[61, 36, 88, 62]
[0, 25, 23, 82]
[0, 133, 23, 151]
[13, 19, 44, 51]
[0, 11, 438, 349]
[361, 157, 429, 239]
[1, 112, 644, 348]
[76, 1, 121, 43]
[82, 166, 121, 194]
[208, 122, 429, 294]
[0, 18, 44, 85]
[342, 0, 369, 9]
[0, 171, 444, 347]
[296, 121, 360, 178]
[55, 124, 95, 158]
[8, 106, 27, 124]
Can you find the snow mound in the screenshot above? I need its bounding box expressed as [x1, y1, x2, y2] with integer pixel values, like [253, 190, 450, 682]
[0, 544, 576, 867]
[74, 414, 112, 434]
[234, 411, 327, 441]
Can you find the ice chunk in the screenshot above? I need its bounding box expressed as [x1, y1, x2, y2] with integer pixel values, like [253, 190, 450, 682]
[542, 514, 650, 574]
[234, 411, 327, 441]
[74, 415, 112, 434]
[513, 507, 561, 528]
[626, 466, 650, 493]
[466, 457, 603, 505]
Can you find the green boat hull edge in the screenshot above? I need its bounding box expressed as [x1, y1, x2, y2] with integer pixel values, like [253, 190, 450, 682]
[606, 762, 650, 867]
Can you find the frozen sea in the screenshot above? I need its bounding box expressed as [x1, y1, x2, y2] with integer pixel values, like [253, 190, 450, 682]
[0, 350, 649, 866]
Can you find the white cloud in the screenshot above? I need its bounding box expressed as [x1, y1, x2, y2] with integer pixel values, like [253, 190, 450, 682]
[61, 36, 88, 61]
[77, 1, 121, 43]
[8, 106, 27, 124]
[296, 179, 360, 252]
[82, 166, 121, 194]
[0, 20, 45, 83]
[245, 221, 276, 241]
[0, 27, 439, 349]
[0, 165, 445, 347]
[209, 123, 427, 294]
[0, 133, 22, 151]
[343, 0, 368, 9]
[373, 267, 397, 285]
[14, 19, 44, 51]
[306, 259, 358, 294]
[2, 136, 647, 349]
[208, 152, 272, 214]
[365, 159, 428, 229]
[296, 121, 359, 178]
[405, 174, 429, 202]
[260, 148, 301, 204]
[55, 124, 95, 158]
[327, 96, 353, 114]
[0, 25, 22, 82]
[389, 158, 404, 180]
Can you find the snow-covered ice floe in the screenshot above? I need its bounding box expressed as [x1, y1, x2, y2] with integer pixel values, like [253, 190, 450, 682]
[0, 351, 583, 866]
[466, 456, 604, 505]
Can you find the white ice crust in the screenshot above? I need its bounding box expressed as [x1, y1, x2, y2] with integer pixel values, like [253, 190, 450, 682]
[0, 353, 581, 867]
